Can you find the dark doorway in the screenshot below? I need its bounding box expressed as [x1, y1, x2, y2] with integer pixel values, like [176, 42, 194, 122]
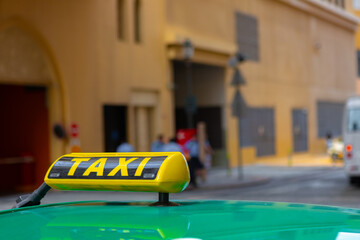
[173, 60, 226, 166]
[103, 105, 127, 152]
[292, 109, 308, 152]
[0, 84, 49, 191]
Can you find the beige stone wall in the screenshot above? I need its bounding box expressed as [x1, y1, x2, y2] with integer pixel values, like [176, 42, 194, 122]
[346, 0, 360, 97]
[0, 0, 172, 163]
[346, 0, 360, 48]
[166, 0, 357, 166]
[0, 0, 356, 167]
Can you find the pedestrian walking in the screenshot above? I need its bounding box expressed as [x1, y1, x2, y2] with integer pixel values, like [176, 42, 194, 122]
[151, 134, 165, 152]
[163, 137, 184, 154]
[116, 140, 135, 152]
[185, 135, 204, 188]
[202, 137, 213, 182]
[326, 132, 333, 151]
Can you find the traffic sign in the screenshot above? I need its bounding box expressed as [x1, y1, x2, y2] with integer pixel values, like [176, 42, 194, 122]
[231, 68, 246, 86]
[231, 89, 247, 118]
[70, 123, 79, 138]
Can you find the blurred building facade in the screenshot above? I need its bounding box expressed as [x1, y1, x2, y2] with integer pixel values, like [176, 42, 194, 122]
[347, 0, 360, 93]
[0, 0, 357, 189]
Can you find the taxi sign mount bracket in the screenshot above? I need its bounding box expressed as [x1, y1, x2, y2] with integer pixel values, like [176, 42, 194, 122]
[14, 184, 180, 208]
[15, 183, 51, 208]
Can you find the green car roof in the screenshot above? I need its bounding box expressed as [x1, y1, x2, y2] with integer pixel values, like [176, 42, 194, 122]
[1, 200, 360, 239]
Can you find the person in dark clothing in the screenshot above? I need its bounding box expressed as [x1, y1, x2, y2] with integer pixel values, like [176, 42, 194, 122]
[185, 135, 204, 187]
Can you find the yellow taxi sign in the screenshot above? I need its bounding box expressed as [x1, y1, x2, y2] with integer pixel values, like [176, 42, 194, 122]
[44, 152, 190, 193]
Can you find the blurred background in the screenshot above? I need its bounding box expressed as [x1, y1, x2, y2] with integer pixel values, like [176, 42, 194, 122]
[1, 0, 360, 208]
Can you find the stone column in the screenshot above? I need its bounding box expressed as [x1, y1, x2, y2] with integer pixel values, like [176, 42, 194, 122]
[136, 106, 150, 152]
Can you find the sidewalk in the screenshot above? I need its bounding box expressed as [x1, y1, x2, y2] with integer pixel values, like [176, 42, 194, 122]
[191, 153, 342, 191]
[255, 153, 343, 167]
[189, 167, 270, 191]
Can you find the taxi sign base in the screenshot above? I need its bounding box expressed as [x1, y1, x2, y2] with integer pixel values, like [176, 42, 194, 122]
[150, 193, 180, 206]
[14, 183, 181, 208]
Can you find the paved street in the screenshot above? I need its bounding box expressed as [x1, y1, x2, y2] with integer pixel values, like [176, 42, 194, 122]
[182, 165, 360, 208]
[3, 164, 360, 210]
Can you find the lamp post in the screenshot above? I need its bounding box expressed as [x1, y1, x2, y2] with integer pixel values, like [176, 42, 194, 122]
[229, 51, 247, 180]
[182, 39, 195, 129]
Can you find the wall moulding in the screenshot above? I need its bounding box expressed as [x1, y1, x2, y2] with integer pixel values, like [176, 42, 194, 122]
[277, 0, 359, 31]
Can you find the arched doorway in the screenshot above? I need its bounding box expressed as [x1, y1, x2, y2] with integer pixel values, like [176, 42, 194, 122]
[0, 20, 65, 191]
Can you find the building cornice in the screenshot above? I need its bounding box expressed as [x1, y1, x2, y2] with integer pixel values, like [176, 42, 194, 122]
[165, 28, 237, 66]
[165, 29, 236, 56]
[277, 0, 359, 31]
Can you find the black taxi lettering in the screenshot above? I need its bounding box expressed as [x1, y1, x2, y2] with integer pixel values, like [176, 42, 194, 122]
[68, 157, 151, 177]
[107, 158, 138, 177]
[48, 156, 166, 180]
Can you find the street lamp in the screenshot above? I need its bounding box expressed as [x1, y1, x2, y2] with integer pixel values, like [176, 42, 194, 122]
[228, 51, 246, 68]
[182, 39, 196, 128]
[229, 51, 247, 180]
[182, 39, 194, 60]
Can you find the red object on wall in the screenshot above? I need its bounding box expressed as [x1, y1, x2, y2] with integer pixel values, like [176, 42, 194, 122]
[176, 128, 197, 147]
[70, 123, 79, 138]
[176, 129, 196, 158]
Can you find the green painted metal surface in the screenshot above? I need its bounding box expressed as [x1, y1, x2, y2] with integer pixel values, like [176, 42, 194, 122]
[1, 200, 360, 239]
